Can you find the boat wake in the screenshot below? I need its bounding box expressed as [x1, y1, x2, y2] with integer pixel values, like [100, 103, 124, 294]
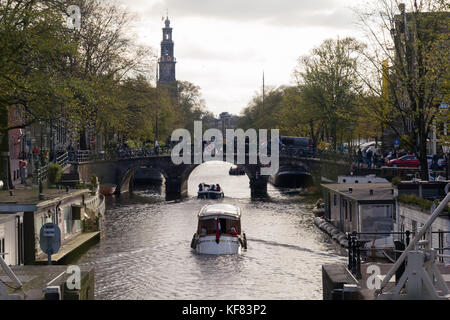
[247, 237, 344, 259]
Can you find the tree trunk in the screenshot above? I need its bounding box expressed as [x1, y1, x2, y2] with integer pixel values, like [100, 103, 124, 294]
[418, 129, 429, 181]
[0, 104, 12, 190]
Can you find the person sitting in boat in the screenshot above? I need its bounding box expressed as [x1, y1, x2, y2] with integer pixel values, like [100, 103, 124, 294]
[210, 184, 216, 191]
[216, 184, 221, 192]
[200, 227, 207, 236]
[230, 227, 238, 236]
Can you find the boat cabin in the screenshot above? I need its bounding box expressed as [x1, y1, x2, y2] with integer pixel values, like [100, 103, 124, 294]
[197, 204, 241, 236]
[321, 183, 396, 240]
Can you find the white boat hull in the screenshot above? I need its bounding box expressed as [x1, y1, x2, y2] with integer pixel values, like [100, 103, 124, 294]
[195, 235, 242, 255]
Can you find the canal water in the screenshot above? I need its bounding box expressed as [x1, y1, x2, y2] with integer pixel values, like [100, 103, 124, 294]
[74, 161, 346, 300]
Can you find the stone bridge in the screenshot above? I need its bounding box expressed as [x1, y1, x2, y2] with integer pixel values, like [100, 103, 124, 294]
[76, 152, 351, 200]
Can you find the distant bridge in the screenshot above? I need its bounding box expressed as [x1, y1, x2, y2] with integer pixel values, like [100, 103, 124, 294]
[75, 149, 351, 200]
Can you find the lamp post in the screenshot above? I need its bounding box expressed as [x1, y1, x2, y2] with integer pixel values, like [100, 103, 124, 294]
[443, 145, 449, 180]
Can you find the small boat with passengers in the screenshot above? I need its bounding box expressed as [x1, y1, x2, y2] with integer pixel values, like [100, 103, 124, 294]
[197, 183, 224, 199]
[191, 203, 247, 255]
[229, 166, 245, 175]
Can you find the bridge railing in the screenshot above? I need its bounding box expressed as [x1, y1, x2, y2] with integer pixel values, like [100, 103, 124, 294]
[66, 143, 352, 164]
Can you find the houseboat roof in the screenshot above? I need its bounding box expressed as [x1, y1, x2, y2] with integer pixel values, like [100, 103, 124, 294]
[321, 183, 396, 203]
[198, 204, 241, 219]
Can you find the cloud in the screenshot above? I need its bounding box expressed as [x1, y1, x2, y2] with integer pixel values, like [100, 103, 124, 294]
[147, 0, 355, 29]
[112, 0, 362, 115]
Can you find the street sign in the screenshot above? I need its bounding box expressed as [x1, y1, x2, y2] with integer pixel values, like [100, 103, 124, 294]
[39, 223, 61, 263]
[394, 139, 400, 147]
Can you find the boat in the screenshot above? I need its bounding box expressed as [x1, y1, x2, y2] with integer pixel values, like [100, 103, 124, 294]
[312, 199, 325, 217]
[197, 184, 224, 199]
[99, 183, 116, 196]
[269, 166, 314, 188]
[190, 203, 247, 255]
[229, 166, 245, 175]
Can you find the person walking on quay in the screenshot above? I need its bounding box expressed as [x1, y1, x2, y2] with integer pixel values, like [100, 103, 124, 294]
[154, 140, 159, 155]
[366, 149, 373, 168]
[357, 148, 363, 168]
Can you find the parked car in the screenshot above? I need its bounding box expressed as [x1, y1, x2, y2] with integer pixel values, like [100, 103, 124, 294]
[387, 154, 420, 168]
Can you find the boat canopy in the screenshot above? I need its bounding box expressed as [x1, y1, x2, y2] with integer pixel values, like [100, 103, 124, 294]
[198, 204, 241, 220]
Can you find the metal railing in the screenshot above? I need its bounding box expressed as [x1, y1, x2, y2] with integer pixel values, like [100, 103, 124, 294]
[376, 191, 450, 297]
[347, 229, 450, 280]
[63, 144, 353, 164]
[56, 152, 69, 169]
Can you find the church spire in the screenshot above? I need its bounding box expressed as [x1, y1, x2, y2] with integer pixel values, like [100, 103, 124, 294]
[158, 14, 176, 85]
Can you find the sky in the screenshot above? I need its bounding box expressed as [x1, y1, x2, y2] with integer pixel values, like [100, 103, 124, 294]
[114, 0, 366, 117]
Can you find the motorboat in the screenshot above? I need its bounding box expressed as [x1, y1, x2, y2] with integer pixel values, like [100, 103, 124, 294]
[197, 184, 224, 199]
[229, 166, 245, 176]
[269, 166, 314, 188]
[190, 203, 247, 255]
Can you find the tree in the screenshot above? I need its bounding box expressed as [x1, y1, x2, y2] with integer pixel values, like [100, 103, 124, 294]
[292, 38, 364, 151]
[0, 0, 77, 188]
[355, 0, 450, 180]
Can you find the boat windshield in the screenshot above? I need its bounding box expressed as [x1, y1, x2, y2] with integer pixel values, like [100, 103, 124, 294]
[197, 217, 241, 236]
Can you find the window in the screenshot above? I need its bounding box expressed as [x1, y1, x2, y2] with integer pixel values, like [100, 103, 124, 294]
[344, 200, 348, 220]
[64, 206, 72, 237]
[349, 203, 352, 222]
[0, 238, 5, 260]
[411, 220, 417, 236]
[334, 194, 337, 206]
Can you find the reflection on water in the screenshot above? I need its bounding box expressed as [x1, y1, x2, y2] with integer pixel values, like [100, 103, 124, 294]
[74, 161, 346, 300]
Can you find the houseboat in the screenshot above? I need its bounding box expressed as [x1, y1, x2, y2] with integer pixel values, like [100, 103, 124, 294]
[317, 183, 396, 255]
[197, 184, 224, 199]
[190, 204, 247, 255]
[269, 166, 314, 188]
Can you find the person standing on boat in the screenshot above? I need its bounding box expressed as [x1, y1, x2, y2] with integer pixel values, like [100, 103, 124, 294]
[216, 218, 221, 244]
[198, 183, 203, 192]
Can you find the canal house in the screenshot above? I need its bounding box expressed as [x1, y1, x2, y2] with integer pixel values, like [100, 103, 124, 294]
[321, 183, 396, 239]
